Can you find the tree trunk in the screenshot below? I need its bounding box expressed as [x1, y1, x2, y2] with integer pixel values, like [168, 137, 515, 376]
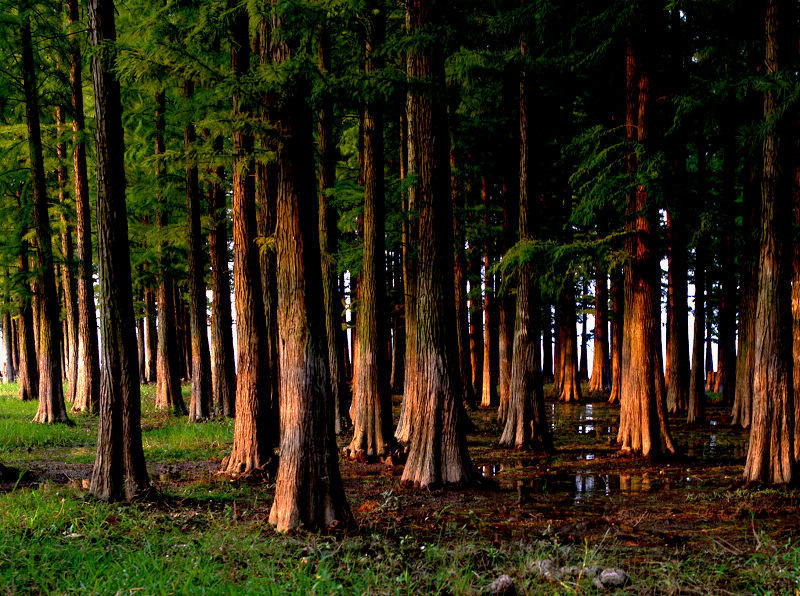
[137, 297, 146, 383]
[480, 179, 498, 408]
[589, 270, 611, 394]
[16, 223, 38, 402]
[616, 16, 674, 455]
[400, 0, 473, 489]
[558, 285, 582, 403]
[705, 304, 714, 391]
[468, 246, 483, 398]
[268, 5, 352, 532]
[579, 283, 588, 381]
[608, 269, 623, 404]
[87, 0, 149, 499]
[207, 135, 236, 417]
[451, 150, 474, 409]
[317, 26, 349, 434]
[184, 80, 213, 421]
[552, 303, 563, 395]
[666, 189, 689, 414]
[69, 0, 100, 413]
[21, 18, 68, 424]
[56, 106, 79, 407]
[144, 286, 157, 384]
[733, 167, 760, 428]
[3, 311, 15, 382]
[500, 38, 548, 448]
[688, 240, 706, 425]
[744, 0, 794, 484]
[221, 2, 275, 476]
[153, 90, 186, 416]
[348, 5, 393, 458]
[395, 92, 419, 445]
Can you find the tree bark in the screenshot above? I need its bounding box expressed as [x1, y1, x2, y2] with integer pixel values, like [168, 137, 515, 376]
[207, 136, 236, 417]
[616, 16, 674, 455]
[317, 26, 349, 434]
[153, 90, 186, 416]
[87, 0, 149, 499]
[268, 4, 352, 531]
[400, 0, 474, 488]
[688, 238, 706, 425]
[480, 179, 498, 408]
[500, 37, 548, 448]
[221, 1, 275, 476]
[589, 270, 611, 394]
[16, 220, 38, 402]
[468, 246, 483, 399]
[184, 80, 213, 421]
[744, 0, 794, 483]
[347, 5, 393, 458]
[558, 285, 582, 403]
[69, 0, 100, 413]
[20, 17, 68, 424]
[3, 311, 15, 382]
[608, 270, 623, 404]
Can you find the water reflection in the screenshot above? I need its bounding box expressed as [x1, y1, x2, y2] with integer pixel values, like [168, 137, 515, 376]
[516, 472, 685, 504]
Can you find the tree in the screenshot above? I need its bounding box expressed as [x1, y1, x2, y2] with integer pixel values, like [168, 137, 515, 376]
[743, 0, 794, 484]
[88, 0, 149, 500]
[220, 0, 274, 476]
[588, 270, 610, 394]
[20, 12, 68, 424]
[268, 1, 351, 532]
[399, 0, 473, 489]
[183, 79, 213, 421]
[347, 1, 393, 458]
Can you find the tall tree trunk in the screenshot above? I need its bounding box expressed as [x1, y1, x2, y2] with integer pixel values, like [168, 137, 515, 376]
[468, 247, 483, 398]
[666, 179, 689, 414]
[552, 303, 562, 395]
[317, 26, 349, 434]
[733, 167, 760, 427]
[745, 0, 794, 483]
[451, 149, 474, 409]
[542, 305, 553, 383]
[608, 269, 623, 404]
[268, 4, 352, 532]
[348, 5, 393, 458]
[480, 179, 498, 408]
[207, 136, 236, 417]
[221, 1, 275, 476]
[589, 270, 611, 394]
[137, 293, 146, 383]
[153, 90, 186, 416]
[616, 16, 674, 455]
[3, 311, 15, 382]
[21, 18, 68, 424]
[144, 285, 157, 384]
[56, 106, 79, 407]
[16, 222, 38, 402]
[558, 285, 582, 403]
[69, 0, 100, 413]
[395, 94, 419, 444]
[579, 282, 588, 380]
[184, 80, 213, 421]
[500, 37, 547, 448]
[688, 240, 706, 425]
[400, 0, 473, 488]
[254, 18, 279, 439]
[87, 0, 149, 500]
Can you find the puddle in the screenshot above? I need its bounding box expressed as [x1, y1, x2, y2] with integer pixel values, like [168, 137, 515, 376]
[514, 472, 689, 503]
[479, 464, 504, 477]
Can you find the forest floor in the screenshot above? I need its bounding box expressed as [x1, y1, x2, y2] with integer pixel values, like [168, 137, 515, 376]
[1, 382, 799, 594]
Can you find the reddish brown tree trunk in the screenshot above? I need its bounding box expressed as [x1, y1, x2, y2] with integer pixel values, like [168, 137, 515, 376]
[3, 311, 15, 383]
[268, 5, 351, 531]
[153, 90, 185, 416]
[744, 0, 794, 483]
[558, 285, 582, 403]
[348, 6, 393, 458]
[221, 2, 275, 476]
[317, 26, 349, 434]
[69, 0, 100, 414]
[500, 40, 547, 448]
[21, 18, 68, 424]
[184, 80, 213, 421]
[144, 286, 157, 384]
[87, 0, 149, 499]
[451, 150, 474, 408]
[16, 222, 38, 402]
[468, 247, 483, 398]
[400, 0, 473, 488]
[589, 270, 611, 394]
[688, 240, 706, 425]
[617, 17, 674, 455]
[608, 270, 624, 404]
[207, 136, 236, 417]
[480, 179, 498, 408]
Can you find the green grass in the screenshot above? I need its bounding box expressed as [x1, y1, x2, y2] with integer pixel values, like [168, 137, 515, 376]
[0, 383, 234, 464]
[3, 383, 800, 594]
